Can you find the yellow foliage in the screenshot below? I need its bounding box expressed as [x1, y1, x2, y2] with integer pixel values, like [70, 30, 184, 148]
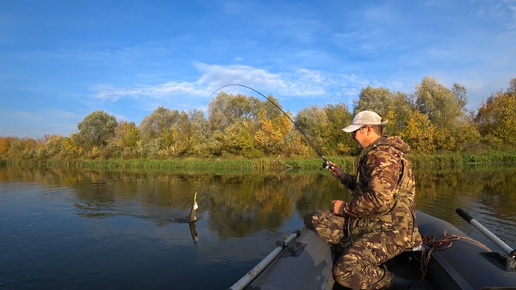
[400, 111, 436, 153]
[0, 137, 11, 157]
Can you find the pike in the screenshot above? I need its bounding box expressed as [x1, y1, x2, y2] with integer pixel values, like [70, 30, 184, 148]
[189, 192, 198, 223]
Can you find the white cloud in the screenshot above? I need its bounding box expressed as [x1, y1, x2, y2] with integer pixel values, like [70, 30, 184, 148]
[88, 62, 376, 107]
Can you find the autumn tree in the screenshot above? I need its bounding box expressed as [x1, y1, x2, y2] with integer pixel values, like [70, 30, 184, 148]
[5, 137, 43, 159]
[220, 120, 259, 157]
[414, 76, 466, 129]
[411, 77, 473, 151]
[139, 106, 179, 142]
[76, 110, 117, 151]
[295, 106, 330, 157]
[475, 90, 516, 147]
[323, 103, 355, 155]
[353, 86, 413, 137]
[253, 109, 294, 155]
[400, 111, 436, 153]
[185, 109, 211, 157]
[114, 121, 141, 158]
[43, 134, 65, 159]
[0, 137, 13, 158]
[208, 92, 261, 131]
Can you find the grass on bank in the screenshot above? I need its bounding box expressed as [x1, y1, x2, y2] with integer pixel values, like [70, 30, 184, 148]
[4, 151, 516, 173]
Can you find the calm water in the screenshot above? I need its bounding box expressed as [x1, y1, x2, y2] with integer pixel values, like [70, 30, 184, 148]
[1, 164, 515, 289]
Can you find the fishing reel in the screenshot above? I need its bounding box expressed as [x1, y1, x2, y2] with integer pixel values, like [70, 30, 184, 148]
[321, 159, 333, 170]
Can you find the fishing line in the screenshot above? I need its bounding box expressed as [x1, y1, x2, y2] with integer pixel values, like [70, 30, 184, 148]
[210, 83, 331, 169]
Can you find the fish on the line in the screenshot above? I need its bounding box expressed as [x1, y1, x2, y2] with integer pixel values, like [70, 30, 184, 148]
[189, 192, 198, 223]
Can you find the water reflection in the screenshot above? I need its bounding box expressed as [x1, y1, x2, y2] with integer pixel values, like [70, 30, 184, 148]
[2, 165, 515, 246]
[1, 164, 516, 289]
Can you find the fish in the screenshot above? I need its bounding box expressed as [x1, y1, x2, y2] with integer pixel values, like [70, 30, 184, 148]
[189, 192, 198, 222]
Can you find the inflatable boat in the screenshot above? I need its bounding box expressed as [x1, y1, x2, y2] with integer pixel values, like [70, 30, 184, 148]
[230, 209, 516, 290]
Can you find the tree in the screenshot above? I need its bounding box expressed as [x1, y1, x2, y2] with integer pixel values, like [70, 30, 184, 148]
[77, 110, 117, 150]
[414, 76, 465, 129]
[43, 134, 65, 158]
[295, 106, 329, 157]
[208, 92, 260, 131]
[139, 106, 179, 142]
[323, 103, 355, 155]
[452, 83, 468, 117]
[475, 90, 516, 146]
[353, 86, 395, 117]
[383, 92, 414, 136]
[187, 109, 211, 156]
[115, 121, 141, 158]
[221, 120, 259, 157]
[353, 86, 414, 137]
[508, 77, 516, 95]
[0, 137, 13, 158]
[399, 111, 436, 153]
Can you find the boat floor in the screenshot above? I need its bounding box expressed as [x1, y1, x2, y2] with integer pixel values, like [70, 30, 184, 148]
[333, 251, 435, 290]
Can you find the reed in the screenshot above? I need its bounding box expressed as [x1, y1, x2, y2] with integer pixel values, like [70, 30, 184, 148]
[408, 151, 516, 167]
[4, 151, 516, 172]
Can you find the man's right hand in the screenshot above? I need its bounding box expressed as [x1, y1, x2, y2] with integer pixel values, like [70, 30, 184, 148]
[329, 161, 346, 181]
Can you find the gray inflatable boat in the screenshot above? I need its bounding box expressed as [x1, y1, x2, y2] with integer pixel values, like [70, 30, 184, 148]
[230, 210, 516, 290]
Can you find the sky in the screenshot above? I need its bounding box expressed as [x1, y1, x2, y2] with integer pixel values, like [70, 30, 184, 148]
[1, 0, 515, 138]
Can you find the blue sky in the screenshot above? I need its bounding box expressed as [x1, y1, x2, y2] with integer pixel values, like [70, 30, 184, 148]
[1, 0, 515, 138]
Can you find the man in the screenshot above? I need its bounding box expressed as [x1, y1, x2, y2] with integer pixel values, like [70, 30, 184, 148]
[311, 110, 422, 289]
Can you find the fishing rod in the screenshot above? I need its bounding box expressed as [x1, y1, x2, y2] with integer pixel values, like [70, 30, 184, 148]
[210, 84, 331, 169]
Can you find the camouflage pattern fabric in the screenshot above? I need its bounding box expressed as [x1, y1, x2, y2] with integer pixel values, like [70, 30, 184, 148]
[312, 136, 422, 289]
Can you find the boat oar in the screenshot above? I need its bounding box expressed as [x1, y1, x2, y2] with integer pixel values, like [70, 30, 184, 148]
[456, 208, 516, 259]
[229, 230, 301, 290]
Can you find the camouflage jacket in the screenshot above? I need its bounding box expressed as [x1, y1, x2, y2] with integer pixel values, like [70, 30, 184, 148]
[339, 136, 422, 248]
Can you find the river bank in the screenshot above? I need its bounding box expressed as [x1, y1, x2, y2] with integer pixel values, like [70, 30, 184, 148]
[3, 151, 516, 173]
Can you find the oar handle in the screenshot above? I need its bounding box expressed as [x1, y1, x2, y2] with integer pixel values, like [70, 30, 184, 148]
[456, 208, 473, 222]
[456, 208, 515, 258]
[229, 229, 301, 290]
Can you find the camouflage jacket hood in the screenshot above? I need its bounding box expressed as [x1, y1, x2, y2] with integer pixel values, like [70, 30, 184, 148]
[376, 136, 411, 153]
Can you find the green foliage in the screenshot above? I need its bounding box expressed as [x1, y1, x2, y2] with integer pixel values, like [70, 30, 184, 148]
[354, 85, 395, 116]
[77, 110, 117, 151]
[208, 92, 261, 131]
[139, 106, 180, 142]
[414, 76, 464, 129]
[324, 103, 356, 155]
[3, 76, 516, 162]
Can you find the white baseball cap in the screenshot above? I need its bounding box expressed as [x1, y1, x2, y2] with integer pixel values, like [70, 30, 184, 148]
[342, 110, 388, 132]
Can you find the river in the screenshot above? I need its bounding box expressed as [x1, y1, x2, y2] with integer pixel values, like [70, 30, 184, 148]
[1, 164, 515, 289]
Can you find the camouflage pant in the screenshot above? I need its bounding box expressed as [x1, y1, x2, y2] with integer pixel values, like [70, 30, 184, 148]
[311, 210, 404, 289]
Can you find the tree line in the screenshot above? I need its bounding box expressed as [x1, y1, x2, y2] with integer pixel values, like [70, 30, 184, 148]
[1, 76, 516, 161]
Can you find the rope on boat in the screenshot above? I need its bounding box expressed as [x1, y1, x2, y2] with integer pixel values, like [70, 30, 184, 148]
[419, 231, 492, 279]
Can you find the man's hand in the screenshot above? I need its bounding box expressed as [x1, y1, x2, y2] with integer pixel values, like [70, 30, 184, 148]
[332, 200, 345, 216]
[329, 161, 346, 181]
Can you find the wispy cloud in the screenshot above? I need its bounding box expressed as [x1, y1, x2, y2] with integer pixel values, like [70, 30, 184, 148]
[90, 63, 375, 105]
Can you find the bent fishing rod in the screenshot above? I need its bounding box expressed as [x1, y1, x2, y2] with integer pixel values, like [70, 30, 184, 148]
[210, 84, 332, 170]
